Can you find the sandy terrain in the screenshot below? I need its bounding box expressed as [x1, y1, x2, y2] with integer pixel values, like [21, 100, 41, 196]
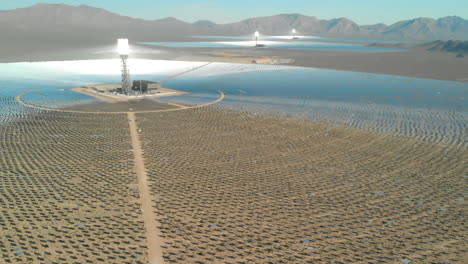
[73, 84, 187, 103]
[165, 47, 468, 82]
[72, 87, 125, 103]
[128, 112, 164, 264]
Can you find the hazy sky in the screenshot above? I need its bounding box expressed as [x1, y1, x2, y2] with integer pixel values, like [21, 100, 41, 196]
[1, 0, 467, 25]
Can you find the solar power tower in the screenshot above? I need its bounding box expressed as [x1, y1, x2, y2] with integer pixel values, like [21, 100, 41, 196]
[254, 31, 259, 46]
[117, 39, 131, 94]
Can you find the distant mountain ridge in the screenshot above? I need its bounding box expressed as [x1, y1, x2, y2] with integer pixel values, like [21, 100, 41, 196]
[422, 40, 468, 53]
[0, 3, 467, 42]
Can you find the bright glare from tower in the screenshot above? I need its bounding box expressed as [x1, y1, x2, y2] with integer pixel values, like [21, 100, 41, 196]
[117, 39, 129, 55]
[254, 31, 260, 46]
[117, 38, 131, 94]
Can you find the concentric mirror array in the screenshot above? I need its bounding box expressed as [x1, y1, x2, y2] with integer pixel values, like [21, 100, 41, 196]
[1, 107, 149, 263]
[138, 107, 466, 263]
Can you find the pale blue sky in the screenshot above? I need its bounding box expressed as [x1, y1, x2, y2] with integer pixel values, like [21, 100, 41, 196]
[1, 0, 466, 25]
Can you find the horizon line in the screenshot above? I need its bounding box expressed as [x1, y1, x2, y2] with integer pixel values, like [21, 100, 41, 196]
[1, 2, 466, 26]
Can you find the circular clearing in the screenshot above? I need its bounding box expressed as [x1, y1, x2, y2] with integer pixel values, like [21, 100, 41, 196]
[16, 89, 225, 114]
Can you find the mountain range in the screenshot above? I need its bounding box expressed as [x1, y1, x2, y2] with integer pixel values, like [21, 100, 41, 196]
[422, 40, 468, 53]
[0, 3, 467, 43]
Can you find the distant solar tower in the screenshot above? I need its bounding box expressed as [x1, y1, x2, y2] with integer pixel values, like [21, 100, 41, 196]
[292, 29, 296, 39]
[117, 39, 131, 94]
[254, 31, 259, 47]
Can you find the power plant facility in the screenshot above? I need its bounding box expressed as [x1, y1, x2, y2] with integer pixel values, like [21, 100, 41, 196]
[254, 31, 259, 47]
[73, 39, 169, 97]
[292, 29, 299, 39]
[132, 80, 150, 93]
[111, 80, 159, 95]
[115, 39, 155, 96]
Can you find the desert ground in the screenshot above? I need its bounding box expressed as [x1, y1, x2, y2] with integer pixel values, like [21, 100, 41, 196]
[161, 45, 468, 82]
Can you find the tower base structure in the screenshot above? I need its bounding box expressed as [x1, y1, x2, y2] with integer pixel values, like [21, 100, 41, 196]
[120, 55, 131, 94]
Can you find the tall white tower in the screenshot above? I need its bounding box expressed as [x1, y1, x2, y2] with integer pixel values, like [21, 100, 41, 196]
[117, 39, 131, 94]
[254, 31, 259, 47]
